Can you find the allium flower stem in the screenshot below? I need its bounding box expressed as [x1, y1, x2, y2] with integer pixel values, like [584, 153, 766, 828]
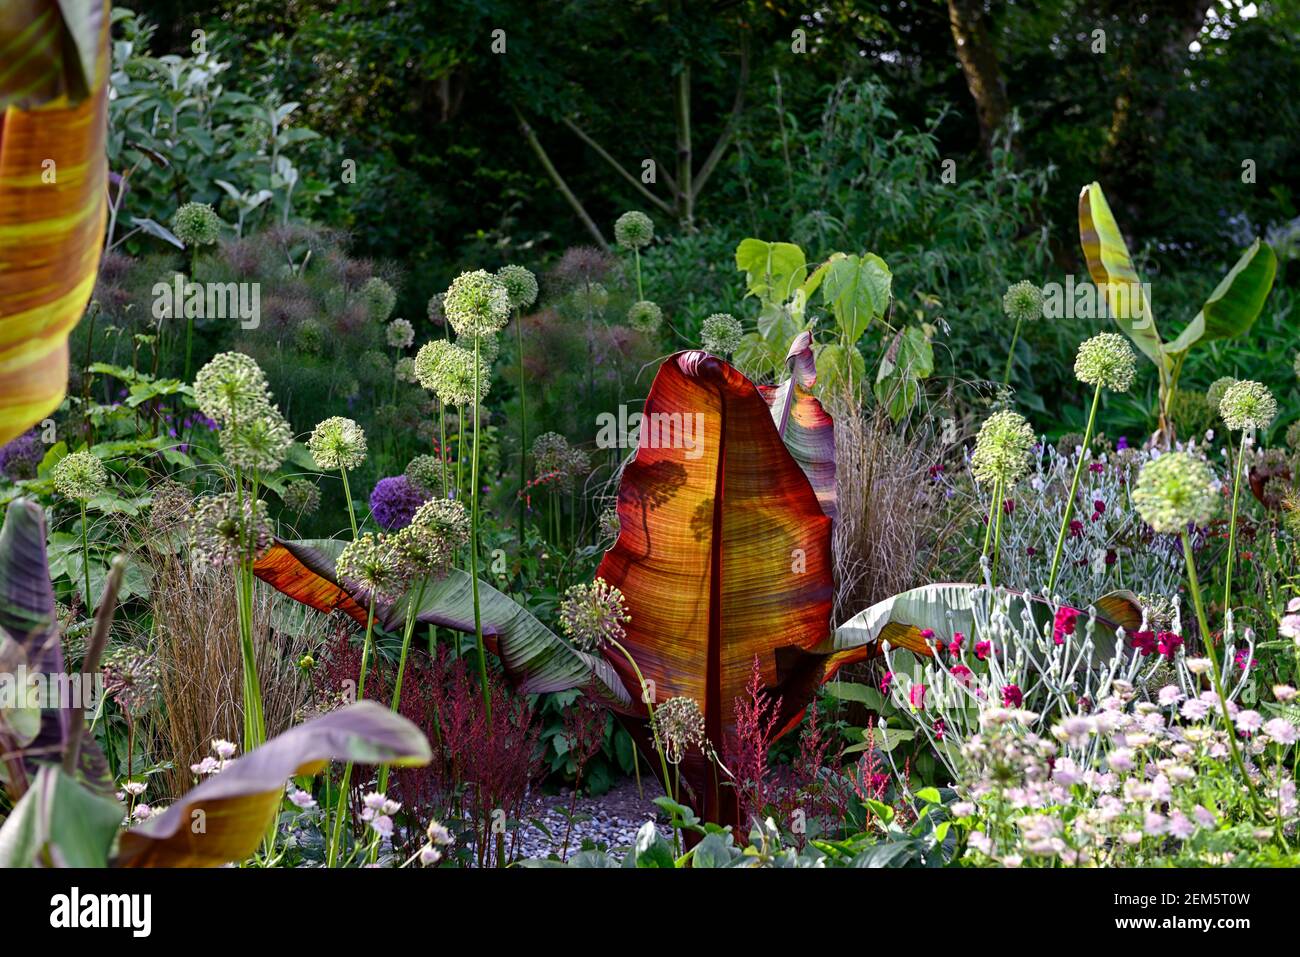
[991, 483, 1005, 588]
[469, 337, 492, 724]
[981, 475, 1003, 569]
[376, 579, 428, 797]
[79, 503, 92, 614]
[1223, 433, 1249, 620]
[1047, 383, 1101, 596]
[438, 401, 449, 498]
[606, 636, 673, 809]
[1179, 532, 1263, 818]
[634, 247, 643, 300]
[1001, 315, 1023, 387]
[327, 592, 378, 868]
[340, 467, 358, 539]
[516, 309, 528, 548]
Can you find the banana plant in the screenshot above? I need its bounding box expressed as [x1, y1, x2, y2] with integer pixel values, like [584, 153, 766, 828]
[1078, 182, 1277, 442]
[0, 0, 110, 446]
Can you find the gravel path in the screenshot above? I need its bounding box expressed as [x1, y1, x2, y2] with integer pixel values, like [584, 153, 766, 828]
[511, 778, 674, 862]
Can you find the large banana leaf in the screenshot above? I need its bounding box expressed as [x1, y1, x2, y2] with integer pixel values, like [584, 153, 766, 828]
[254, 540, 630, 707]
[819, 582, 1144, 682]
[0, 497, 66, 751]
[596, 350, 834, 824]
[1078, 182, 1168, 379]
[758, 331, 836, 520]
[1164, 239, 1277, 355]
[116, 702, 430, 867]
[0, 764, 123, 868]
[0, 0, 109, 446]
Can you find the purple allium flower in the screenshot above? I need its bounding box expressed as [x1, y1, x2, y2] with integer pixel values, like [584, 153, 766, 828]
[369, 475, 431, 531]
[0, 429, 43, 481]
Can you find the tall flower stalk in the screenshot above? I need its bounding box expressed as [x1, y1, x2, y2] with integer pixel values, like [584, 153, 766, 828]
[970, 410, 1035, 588]
[614, 210, 654, 300]
[52, 450, 108, 614]
[308, 416, 368, 539]
[1133, 451, 1263, 817]
[1046, 334, 1137, 596]
[999, 280, 1043, 387]
[497, 265, 539, 549]
[1217, 380, 1277, 621]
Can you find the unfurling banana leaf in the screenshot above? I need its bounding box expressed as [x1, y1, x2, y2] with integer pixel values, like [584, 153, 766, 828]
[253, 540, 630, 707]
[758, 331, 837, 520]
[116, 702, 430, 867]
[596, 350, 834, 825]
[818, 582, 1145, 682]
[1164, 239, 1277, 355]
[0, 0, 110, 446]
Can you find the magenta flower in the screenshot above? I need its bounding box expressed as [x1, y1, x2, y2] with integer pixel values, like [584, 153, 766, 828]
[1052, 607, 1079, 646]
[1235, 648, 1254, 671]
[880, 671, 894, 693]
[948, 632, 965, 656]
[909, 684, 926, 710]
[950, 663, 973, 687]
[1001, 684, 1023, 707]
[975, 640, 993, 661]
[1156, 632, 1183, 657]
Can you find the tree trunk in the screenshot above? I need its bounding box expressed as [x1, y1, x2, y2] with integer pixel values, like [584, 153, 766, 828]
[946, 0, 1010, 155]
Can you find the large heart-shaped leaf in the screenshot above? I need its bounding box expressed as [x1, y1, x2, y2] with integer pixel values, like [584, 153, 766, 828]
[1165, 239, 1277, 355]
[758, 332, 836, 520]
[596, 350, 834, 824]
[820, 252, 891, 343]
[1078, 182, 1168, 379]
[0, 0, 109, 446]
[253, 540, 630, 706]
[116, 702, 430, 867]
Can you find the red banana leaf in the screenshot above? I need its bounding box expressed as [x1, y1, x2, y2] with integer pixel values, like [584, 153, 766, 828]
[116, 702, 430, 867]
[758, 330, 837, 521]
[0, 0, 110, 446]
[254, 539, 630, 707]
[596, 350, 834, 825]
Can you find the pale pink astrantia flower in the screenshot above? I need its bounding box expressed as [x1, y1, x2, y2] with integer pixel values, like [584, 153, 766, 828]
[288, 788, 317, 809]
[1168, 811, 1195, 840]
[1263, 718, 1298, 745]
[1157, 685, 1184, 707]
[1234, 710, 1263, 734]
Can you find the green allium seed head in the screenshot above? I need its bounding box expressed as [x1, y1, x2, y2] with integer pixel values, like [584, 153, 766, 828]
[970, 410, 1036, 487]
[219, 404, 292, 474]
[626, 299, 663, 334]
[598, 506, 620, 540]
[171, 202, 222, 246]
[443, 269, 511, 338]
[1132, 452, 1219, 534]
[701, 312, 743, 356]
[394, 498, 469, 580]
[193, 351, 271, 424]
[386, 317, 415, 350]
[52, 450, 107, 501]
[1218, 379, 1277, 432]
[282, 479, 321, 515]
[497, 264, 539, 310]
[395, 356, 417, 383]
[532, 431, 572, 474]
[1286, 420, 1300, 451]
[295, 319, 325, 355]
[559, 578, 630, 653]
[405, 454, 442, 494]
[307, 416, 367, 471]
[413, 339, 490, 405]
[1206, 376, 1237, 409]
[1073, 333, 1137, 392]
[1002, 280, 1044, 324]
[335, 532, 404, 602]
[359, 276, 397, 322]
[189, 492, 271, 567]
[614, 210, 654, 250]
[653, 696, 706, 765]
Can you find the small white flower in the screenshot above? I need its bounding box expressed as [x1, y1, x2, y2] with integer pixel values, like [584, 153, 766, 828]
[1185, 657, 1212, 676]
[212, 739, 237, 760]
[288, 789, 317, 809]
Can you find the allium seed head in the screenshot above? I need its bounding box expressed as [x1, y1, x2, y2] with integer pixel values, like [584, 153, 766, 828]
[395, 356, 418, 383]
[307, 416, 368, 471]
[613, 210, 654, 250]
[653, 696, 706, 765]
[189, 492, 272, 567]
[359, 276, 397, 322]
[496, 264, 539, 310]
[1002, 280, 1044, 323]
[1133, 452, 1219, 534]
[413, 339, 490, 405]
[335, 532, 405, 603]
[1073, 333, 1137, 392]
[559, 578, 630, 653]
[386, 317, 415, 349]
[626, 299, 662, 334]
[443, 270, 510, 338]
[193, 352, 271, 424]
[404, 454, 442, 495]
[700, 312, 743, 356]
[970, 410, 1035, 487]
[219, 404, 292, 473]
[598, 506, 620, 540]
[1206, 376, 1237, 409]
[1218, 379, 1277, 432]
[52, 450, 107, 501]
[282, 479, 321, 515]
[171, 201, 222, 246]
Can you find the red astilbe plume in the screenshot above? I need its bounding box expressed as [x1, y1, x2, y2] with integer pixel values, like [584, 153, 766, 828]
[727, 656, 783, 830]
